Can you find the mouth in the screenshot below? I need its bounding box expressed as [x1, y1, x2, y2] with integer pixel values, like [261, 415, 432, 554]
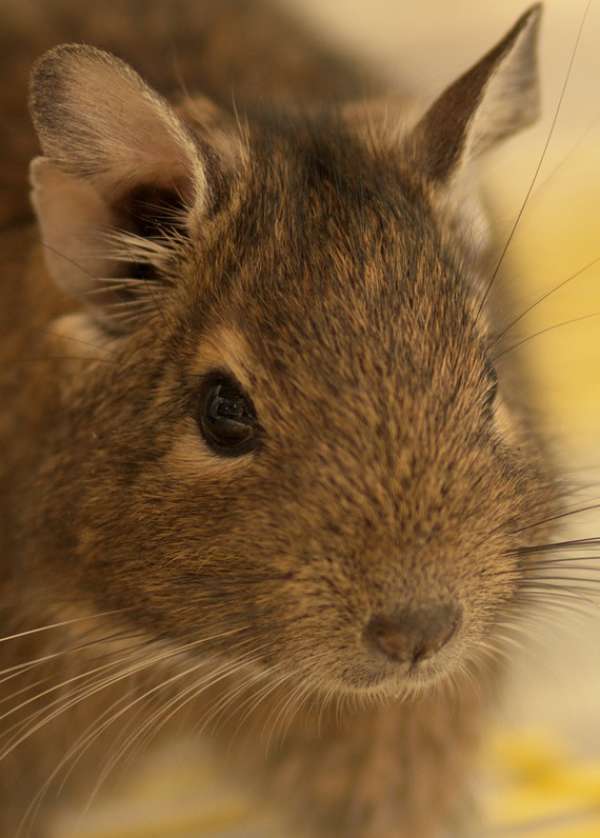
[331, 650, 458, 698]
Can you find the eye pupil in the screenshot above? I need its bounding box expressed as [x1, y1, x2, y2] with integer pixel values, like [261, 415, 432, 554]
[208, 385, 252, 423]
[198, 376, 258, 456]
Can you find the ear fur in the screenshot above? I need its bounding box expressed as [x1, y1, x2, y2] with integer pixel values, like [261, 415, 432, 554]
[415, 4, 542, 183]
[29, 45, 210, 331]
[30, 44, 205, 205]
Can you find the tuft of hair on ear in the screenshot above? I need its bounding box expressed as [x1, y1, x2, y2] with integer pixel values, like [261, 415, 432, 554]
[413, 3, 542, 184]
[28, 44, 217, 332]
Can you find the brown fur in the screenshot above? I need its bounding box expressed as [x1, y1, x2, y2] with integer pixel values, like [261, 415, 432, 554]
[0, 2, 559, 836]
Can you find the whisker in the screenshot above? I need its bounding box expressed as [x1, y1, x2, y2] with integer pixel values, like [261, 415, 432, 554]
[38, 329, 111, 356]
[0, 641, 155, 750]
[0, 627, 245, 762]
[0, 637, 154, 727]
[100, 298, 157, 312]
[0, 676, 50, 708]
[0, 610, 129, 645]
[511, 537, 600, 556]
[472, 640, 513, 668]
[265, 675, 314, 751]
[39, 240, 96, 281]
[532, 112, 600, 199]
[492, 311, 600, 361]
[520, 578, 600, 593]
[494, 254, 600, 344]
[96, 647, 265, 804]
[526, 559, 600, 570]
[0, 628, 146, 683]
[196, 660, 277, 743]
[223, 668, 299, 753]
[18, 658, 209, 836]
[63, 646, 260, 821]
[477, 0, 593, 316]
[514, 590, 599, 611]
[13, 355, 116, 366]
[21, 686, 145, 835]
[14, 630, 250, 835]
[126, 644, 265, 756]
[519, 584, 600, 604]
[510, 503, 600, 534]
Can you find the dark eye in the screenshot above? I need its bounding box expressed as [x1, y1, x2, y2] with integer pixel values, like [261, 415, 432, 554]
[196, 374, 259, 457]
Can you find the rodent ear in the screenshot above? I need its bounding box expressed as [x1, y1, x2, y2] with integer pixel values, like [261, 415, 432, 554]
[28, 44, 209, 332]
[413, 4, 542, 183]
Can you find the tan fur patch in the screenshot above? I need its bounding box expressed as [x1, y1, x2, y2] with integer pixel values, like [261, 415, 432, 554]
[167, 421, 254, 478]
[193, 325, 256, 392]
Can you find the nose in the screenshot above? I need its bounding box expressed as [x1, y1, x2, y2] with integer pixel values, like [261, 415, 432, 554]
[364, 603, 462, 667]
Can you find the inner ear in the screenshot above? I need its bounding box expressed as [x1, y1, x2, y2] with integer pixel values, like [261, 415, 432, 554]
[30, 154, 191, 327]
[114, 183, 188, 282]
[28, 44, 216, 331]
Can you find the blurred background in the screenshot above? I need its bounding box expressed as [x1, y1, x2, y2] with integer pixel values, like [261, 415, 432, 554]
[47, 1, 600, 836]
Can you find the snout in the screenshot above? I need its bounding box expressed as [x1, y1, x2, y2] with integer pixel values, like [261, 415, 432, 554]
[364, 603, 462, 669]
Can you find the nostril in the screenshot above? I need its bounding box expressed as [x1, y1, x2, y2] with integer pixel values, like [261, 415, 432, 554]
[364, 603, 462, 667]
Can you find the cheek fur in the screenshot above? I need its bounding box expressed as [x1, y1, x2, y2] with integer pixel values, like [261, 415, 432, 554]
[166, 422, 253, 480]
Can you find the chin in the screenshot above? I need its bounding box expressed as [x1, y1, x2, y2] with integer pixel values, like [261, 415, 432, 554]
[327, 658, 459, 703]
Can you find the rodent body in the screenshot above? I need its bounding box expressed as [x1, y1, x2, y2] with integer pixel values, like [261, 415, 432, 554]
[0, 2, 558, 836]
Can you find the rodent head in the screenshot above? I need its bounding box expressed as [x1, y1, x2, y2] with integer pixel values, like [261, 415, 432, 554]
[26, 5, 555, 699]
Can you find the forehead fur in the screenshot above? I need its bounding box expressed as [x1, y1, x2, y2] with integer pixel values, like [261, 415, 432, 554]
[188, 111, 486, 409]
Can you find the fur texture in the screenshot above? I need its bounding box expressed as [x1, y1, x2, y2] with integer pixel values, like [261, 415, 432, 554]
[0, 2, 559, 836]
